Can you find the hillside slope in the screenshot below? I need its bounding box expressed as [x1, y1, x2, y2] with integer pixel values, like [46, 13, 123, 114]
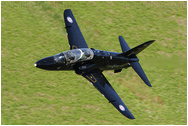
[1, 1, 187, 124]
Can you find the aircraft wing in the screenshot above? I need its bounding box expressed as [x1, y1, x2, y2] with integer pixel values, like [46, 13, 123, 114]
[82, 70, 135, 119]
[64, 9, 88, 49]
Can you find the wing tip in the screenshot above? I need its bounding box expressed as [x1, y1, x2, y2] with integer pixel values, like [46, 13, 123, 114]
[148, 40, 156, 43]
[64, 9, 72, 15]
[125, 115, 135, 119]
[148, 84, 152, 87]
[145, 80, 152, 87]
[65, 9, 72, 12]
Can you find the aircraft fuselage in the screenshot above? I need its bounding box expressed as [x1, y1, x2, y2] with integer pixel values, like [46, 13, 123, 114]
[35, 48, 138, 74]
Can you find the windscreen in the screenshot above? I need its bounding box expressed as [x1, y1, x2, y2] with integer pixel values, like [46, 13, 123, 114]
[53, 53, 66, 63]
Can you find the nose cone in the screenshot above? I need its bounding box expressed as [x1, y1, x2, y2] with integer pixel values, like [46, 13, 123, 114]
[35, 56, 56, 70]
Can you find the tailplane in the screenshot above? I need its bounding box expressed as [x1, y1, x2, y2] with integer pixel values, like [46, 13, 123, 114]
[130, 62, 152, 87]
[118, 36, 155, 87]
[118, 40, 155, 58]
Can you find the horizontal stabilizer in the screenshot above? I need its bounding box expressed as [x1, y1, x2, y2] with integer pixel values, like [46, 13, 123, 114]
[118, 40, 155, 58]
[130, 62, 152, 87]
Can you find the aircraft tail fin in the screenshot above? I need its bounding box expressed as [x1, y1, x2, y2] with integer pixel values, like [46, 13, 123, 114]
[118, 36, 155, 87]
[119, 36, 130, 52]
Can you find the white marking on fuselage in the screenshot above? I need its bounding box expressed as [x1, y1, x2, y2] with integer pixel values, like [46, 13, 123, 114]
[110, 56, 112, 60]
[82, 66, 86, 68]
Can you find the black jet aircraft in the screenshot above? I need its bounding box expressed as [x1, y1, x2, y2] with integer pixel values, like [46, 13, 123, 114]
[35, 9, 155, 119]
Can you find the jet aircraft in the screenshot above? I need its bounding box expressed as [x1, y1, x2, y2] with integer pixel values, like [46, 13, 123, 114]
[35, 9, 155, 119]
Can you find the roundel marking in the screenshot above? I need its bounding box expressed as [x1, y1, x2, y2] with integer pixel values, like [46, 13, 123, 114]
[67, 17, 73, 23]
[119, 105, 125, 111]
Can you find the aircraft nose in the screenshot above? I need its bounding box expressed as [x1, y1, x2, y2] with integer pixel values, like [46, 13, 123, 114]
[35, 56, 56, 70]
[34, 63, 37, 67]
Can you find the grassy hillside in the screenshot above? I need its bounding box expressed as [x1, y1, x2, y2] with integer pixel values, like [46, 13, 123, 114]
[1, 1, 187, 125]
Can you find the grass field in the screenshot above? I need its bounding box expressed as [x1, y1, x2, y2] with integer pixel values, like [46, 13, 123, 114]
[1, 1, 187, 125]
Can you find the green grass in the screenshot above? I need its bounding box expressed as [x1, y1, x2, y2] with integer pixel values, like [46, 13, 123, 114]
[1, 1, 187, 125]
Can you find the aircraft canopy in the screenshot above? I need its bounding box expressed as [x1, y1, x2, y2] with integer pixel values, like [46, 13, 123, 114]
[63, 48, 94, 64]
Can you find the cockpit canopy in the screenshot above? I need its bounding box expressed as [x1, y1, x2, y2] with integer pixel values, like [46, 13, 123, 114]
[53, 48, 94, 64]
